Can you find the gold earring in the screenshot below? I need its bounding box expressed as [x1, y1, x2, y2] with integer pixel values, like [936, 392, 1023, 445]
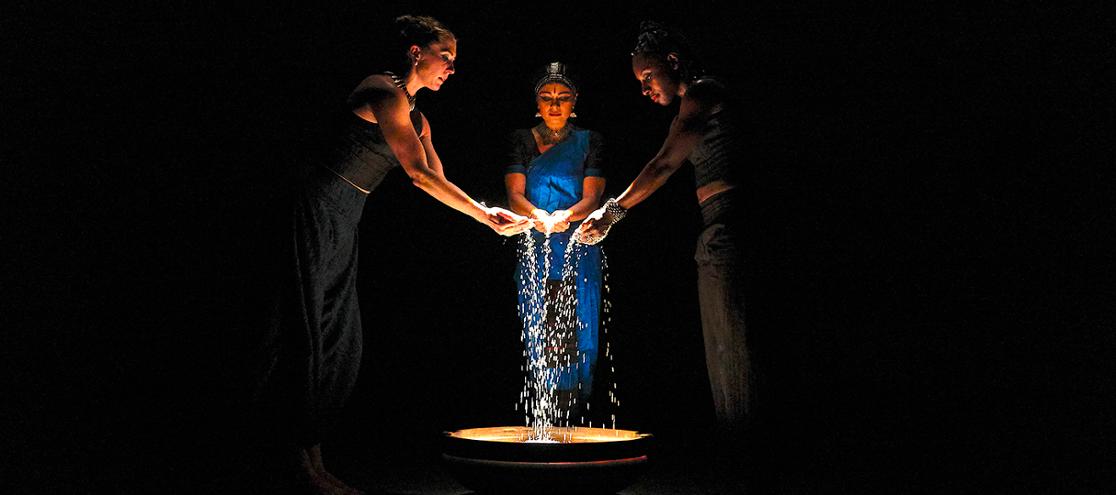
[570, 110, 577, 118]
[535, 112, 542, 118]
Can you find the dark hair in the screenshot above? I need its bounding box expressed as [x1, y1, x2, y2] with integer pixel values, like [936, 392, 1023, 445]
[631, 20, 703, 82]
[390, 15, 455, 75]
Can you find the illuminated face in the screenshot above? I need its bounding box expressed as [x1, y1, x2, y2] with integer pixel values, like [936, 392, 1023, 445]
[631, 52, 680, 106]
[535, 82, 576, 128]
[413, 37, 457, 91]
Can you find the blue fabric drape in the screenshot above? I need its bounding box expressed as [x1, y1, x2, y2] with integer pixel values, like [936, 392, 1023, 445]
[515, 129, 602, 399]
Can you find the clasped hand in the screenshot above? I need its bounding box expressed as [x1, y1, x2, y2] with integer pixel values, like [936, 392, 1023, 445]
[530, 209, 572, 235]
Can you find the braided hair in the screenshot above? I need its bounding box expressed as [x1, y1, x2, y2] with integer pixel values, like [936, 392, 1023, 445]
[631, 20, 704, 84]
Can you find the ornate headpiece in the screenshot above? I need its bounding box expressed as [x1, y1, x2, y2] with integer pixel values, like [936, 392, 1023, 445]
[533, 61, 577, 95]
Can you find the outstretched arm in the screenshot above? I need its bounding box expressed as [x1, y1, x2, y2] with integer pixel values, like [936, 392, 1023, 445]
[418, 123, 527, 234]
[362, 78, 529, 235]
[576, 89, 715, 243]
[614, 94, 711, 210]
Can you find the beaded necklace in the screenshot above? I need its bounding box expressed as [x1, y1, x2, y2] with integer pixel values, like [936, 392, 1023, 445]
[534, 122, 571, 146]
[384, 71, 416, 111]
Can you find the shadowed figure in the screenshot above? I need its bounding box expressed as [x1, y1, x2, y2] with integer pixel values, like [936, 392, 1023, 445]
[576, 20, 756, 454]
[248, 15, 530, 495]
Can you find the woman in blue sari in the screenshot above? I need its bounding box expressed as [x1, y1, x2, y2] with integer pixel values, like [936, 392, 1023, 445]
[505, 62, 606, 426]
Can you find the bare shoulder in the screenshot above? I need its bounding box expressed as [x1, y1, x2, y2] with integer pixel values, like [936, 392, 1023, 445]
[687, 77, 728, 98]
[676, 80, 726, 127]
[683, 78, 728, 111]
[348, 74, 396, 107]
[353, 73, 394, 93]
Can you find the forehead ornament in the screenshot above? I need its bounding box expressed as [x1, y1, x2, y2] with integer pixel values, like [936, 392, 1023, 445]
[533, 61, 577, 95]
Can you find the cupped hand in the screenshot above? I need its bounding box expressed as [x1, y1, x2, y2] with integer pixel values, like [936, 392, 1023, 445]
[530, 209, 572, 235]
[548, 209, 572, 233]
[530, 209, 550, 233]
[573, 206, 608, 245]
[483, 207, 532, 236]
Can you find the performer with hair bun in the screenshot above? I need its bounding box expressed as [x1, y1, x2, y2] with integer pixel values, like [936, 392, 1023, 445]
[254, 15, 529, 495]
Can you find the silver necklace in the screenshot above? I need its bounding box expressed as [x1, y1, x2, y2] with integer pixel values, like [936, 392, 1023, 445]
[384, 71, 416, 111]
[534, 123, 570, 145]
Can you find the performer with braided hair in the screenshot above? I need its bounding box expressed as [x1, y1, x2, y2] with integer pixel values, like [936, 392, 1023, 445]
[577, 21, 754, 441]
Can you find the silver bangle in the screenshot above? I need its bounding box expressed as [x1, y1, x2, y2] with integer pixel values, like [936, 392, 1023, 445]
[604, 198, 627, 222]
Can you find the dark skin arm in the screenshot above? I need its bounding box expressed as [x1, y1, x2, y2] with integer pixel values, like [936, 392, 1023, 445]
[577, 83, 718, 241]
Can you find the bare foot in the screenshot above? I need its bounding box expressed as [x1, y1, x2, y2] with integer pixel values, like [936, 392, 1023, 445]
[291, 448, 348, 495]
[308, 444, 365, 495]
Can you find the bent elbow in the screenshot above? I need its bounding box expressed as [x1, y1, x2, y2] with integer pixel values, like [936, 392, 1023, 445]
[411, 175, 434, 190]
[407, 169, 438, 190]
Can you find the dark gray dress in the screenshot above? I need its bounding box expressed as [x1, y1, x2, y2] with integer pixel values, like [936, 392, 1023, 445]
[258, 109, 423, 447]
[687, 77, 753, 434]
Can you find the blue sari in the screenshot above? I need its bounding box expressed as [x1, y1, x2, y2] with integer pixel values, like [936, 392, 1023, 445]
[514, 129, 602, 403]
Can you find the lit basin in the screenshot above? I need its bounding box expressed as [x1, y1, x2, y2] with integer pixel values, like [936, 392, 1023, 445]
[442, 426, 653, 494]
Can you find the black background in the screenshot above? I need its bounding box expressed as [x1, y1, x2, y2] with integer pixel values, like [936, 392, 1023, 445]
[4, 1, 1112, 492]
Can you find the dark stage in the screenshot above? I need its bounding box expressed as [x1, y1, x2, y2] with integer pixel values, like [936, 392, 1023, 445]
[5, 2, 1112, 493]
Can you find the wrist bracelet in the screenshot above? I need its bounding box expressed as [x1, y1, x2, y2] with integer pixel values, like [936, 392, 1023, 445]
[604, 198, 627, 222]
